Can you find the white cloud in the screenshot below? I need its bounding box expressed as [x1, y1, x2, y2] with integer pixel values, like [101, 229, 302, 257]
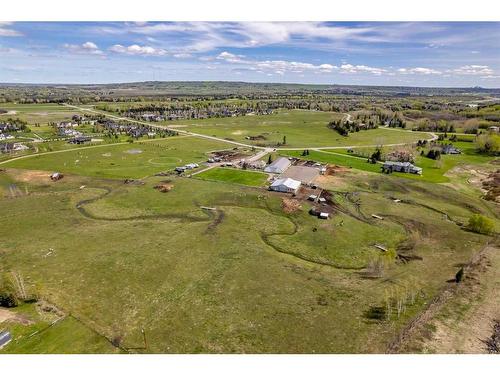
[0, 22, 22, 37]
[397, 67, 442, 75]
[63, 41, 104, 55]
[216, 51, 244, 63]
[216, 51, 338, 75]
[109, 44, 167, 56]
[173, 53, 192, 58]
[449, 65, 493, 76]
[340, 64, 387, 75]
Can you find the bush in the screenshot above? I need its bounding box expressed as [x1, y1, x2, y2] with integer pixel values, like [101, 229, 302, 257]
[475, 134, 500, 155]
[0, 292, 18, 308]
[467, 214, 495, 235]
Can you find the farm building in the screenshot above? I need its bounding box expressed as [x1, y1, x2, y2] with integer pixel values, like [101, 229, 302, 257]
[381, 161, 422, 175]
[264, 157, 292, 174]
[269, 177, 301, 194]
[0, 331, 12, 349]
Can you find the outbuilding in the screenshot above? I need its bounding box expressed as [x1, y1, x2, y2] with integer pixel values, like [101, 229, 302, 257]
[269, 177, 301, 194]
[264, 157, 292, 174]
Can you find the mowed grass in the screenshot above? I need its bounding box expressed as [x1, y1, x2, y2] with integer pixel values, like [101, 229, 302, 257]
[0, 168, 495, 353]
[195, 167, 268, 186]
[2, 315, 121, 354]
[2, 136, 230, 179]
[172, 110, 428, 148]
[0, 103, 82, 127]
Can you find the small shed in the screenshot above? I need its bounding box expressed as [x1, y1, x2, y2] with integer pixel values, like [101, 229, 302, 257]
[319, 212, 329, 219]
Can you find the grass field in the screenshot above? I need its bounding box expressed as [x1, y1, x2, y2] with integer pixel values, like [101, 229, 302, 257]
[0, 103, 79, 124]
[2, 136, 231, 179]
[0, 164, 496, 353]
[1, 105, 498, 354]
[194, 167, 268, 187]
[171, 110, 429, 148]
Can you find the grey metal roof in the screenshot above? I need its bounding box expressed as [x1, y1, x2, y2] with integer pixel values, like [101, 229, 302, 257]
[264, 157, 291, 173]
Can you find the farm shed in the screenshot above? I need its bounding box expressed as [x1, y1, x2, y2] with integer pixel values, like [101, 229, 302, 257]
[264, 157, 292, 174]
[269, 177, 301, 194]
[0, 331, 12, 349]
[381, 161, 422, 175]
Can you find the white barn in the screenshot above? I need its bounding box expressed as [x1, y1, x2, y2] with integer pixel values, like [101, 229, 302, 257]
[269, 178, 301, 194]
[264, 157, 292, 174]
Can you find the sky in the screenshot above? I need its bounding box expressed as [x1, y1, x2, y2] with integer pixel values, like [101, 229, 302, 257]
[0, 21, 499, 87]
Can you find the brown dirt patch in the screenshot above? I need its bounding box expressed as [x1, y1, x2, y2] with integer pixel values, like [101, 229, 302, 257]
[482, 169, 500, 203]
[154, 180, 174, 193]
[0, 308, 33, 325]
[281, 197, 302, 213]
[325, 164, 350, 175]
[7, 169, 51, 184]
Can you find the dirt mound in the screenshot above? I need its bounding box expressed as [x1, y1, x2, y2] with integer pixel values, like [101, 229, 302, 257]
[154, 181, 174, 193]
[326, 164, 350, 175]
[246, 134, 267, 141]
[482, 169, 500, 202]
[281, 198, 302, 213]
[124, 179, 145, 185]
[211, 150, 246, 161]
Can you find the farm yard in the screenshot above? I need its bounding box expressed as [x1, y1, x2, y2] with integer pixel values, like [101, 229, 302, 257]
[1, 96, 499, 354]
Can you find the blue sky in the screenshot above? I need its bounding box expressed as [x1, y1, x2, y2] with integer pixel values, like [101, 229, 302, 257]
[0, 22, 499, 87]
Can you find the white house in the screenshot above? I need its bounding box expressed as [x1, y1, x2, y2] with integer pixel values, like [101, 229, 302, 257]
[264, 157, 292, 174]
[269, 178, 301, 194]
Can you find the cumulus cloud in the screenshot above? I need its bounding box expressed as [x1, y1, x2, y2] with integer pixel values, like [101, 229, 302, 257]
[340, 64, 387, 75]
[63, 41, 104, 55]
[216, 51, 245, 63]
[0, 22, 22, 37]
[216, 51, 338, 75]
[109, 44, 167, 56]
[397, 67, 442, 75]
[449, 65, 493, 76]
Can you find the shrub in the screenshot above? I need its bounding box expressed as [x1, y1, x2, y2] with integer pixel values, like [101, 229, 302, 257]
[475, 134, 500, 155]
[0, 292, 18, 308]
[467, 214, 494, 235]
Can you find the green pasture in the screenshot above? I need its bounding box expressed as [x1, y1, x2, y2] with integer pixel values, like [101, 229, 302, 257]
[194, 167, 268, 187]
[2, 136, 229, 179]
[172, 110, 428, 148]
